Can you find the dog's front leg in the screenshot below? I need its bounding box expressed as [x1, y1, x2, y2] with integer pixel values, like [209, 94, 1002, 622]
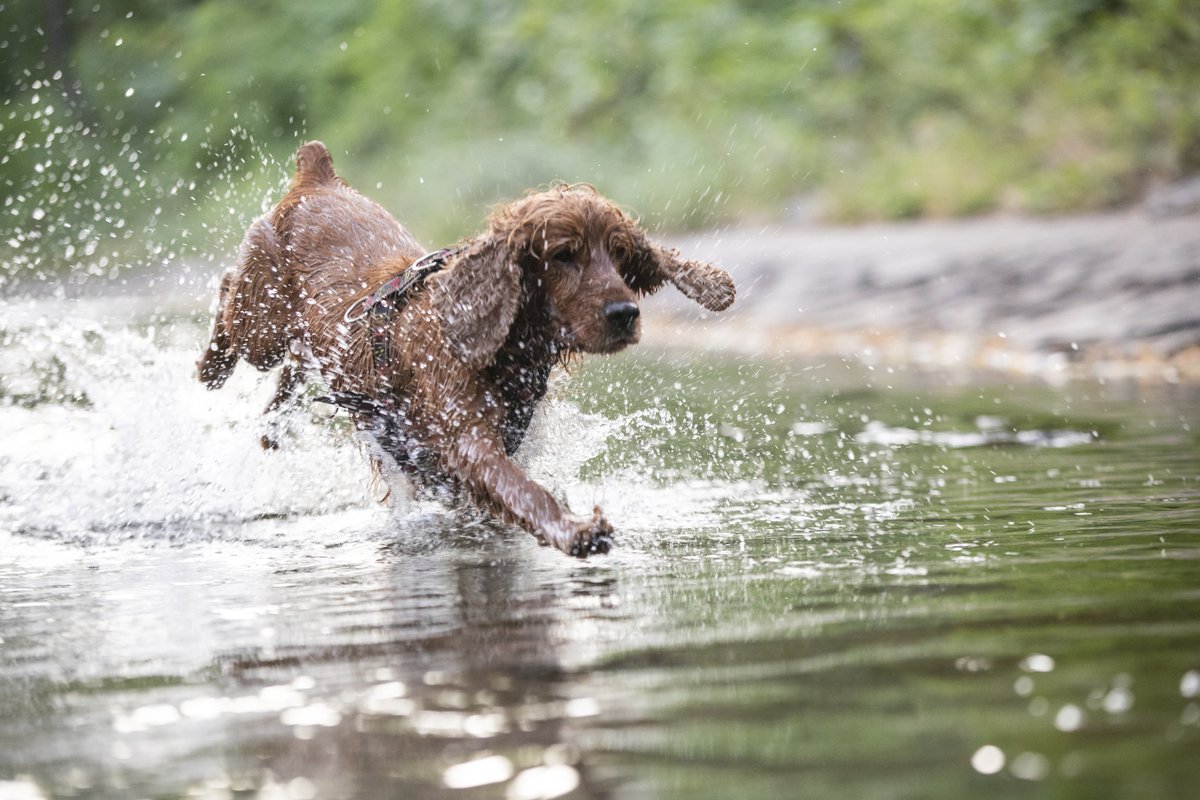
[447, 425, 613, 557]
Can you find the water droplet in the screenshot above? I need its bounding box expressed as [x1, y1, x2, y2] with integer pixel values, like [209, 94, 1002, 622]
[1054, 703, 1084, 732]
[1020, 653, 1055, 673]
[1103, 687, 1133, 714]
[971, 745, 1005, 775]
[1009, 751, 1050, 781]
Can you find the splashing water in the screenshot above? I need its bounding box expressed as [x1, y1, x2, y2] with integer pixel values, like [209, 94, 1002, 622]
[0, 294, 726, 550]
[0, 300, 373, 541]
[1, 66, 297, 300]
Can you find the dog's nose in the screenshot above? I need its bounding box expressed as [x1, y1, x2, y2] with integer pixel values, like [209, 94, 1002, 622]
[604, 301, 640, 334]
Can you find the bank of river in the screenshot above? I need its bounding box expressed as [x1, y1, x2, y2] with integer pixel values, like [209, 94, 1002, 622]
[651, 209, 1200, 383]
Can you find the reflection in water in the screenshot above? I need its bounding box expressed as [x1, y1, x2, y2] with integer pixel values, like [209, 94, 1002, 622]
[0, 523, 622, 798]
[1, 301, 1199, 798]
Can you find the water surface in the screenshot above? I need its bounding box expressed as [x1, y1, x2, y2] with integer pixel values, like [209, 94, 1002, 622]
[1, 300, 1198, 799]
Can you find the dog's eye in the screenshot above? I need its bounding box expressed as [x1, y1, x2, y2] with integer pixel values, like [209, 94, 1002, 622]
[550, 249, 576, 266]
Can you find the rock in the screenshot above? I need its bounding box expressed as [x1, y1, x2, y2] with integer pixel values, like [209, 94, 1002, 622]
[648, 211, 1200, 382]
[1145, 175, 1200, 218]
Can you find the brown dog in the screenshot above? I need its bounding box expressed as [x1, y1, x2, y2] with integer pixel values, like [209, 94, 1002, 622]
[197, 141, 734, 557]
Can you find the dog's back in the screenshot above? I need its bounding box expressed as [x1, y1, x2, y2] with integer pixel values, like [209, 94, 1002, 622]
[279, 147, 423, 316]
[198, 141, 423, 388]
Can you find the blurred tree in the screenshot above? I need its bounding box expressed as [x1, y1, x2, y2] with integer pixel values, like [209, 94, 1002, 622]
[1, 0, 1199, 289]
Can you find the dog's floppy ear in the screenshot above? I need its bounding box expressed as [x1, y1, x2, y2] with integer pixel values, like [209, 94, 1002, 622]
[425, 237, 521, 370]
[622, 231, 736, 312]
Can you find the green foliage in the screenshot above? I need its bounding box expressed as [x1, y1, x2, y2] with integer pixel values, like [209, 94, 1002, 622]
[2, 0, 1199, 288]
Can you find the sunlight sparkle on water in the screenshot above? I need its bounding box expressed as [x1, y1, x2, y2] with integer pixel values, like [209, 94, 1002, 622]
[442, 755, 514, 789]
[0, 779, 49, 800]
[506, 765, 581, 800]
[279, 702, 342, 728]
[112, 703, 180, 733]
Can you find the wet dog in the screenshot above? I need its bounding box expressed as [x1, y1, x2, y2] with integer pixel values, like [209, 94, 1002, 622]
[197, 141, 734, 557]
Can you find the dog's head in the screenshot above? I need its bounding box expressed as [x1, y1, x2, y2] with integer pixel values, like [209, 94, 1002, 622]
[427, 185, 735, 369]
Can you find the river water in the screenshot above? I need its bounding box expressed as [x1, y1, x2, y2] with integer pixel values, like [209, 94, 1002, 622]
[1, 297, 1198, 799]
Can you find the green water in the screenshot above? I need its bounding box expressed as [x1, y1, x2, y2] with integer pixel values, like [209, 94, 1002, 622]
[569, 357, 1200, 800]
[1, 308, 1197, 799]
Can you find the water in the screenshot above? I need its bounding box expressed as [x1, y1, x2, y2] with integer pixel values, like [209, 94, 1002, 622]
[1, 297, 1198, 800]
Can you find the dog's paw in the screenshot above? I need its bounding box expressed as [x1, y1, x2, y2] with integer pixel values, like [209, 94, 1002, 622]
[552, 506, 614, 558]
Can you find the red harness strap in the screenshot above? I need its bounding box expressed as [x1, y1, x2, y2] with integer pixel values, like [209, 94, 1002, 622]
[339, 246, 461, 382]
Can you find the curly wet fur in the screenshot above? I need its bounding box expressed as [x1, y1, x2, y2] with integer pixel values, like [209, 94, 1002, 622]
[197, 141, 735, 557]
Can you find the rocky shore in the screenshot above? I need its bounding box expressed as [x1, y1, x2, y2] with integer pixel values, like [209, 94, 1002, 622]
[649, 205, 1200, 384]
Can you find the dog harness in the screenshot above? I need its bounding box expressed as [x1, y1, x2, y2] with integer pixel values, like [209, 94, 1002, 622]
[342, 246, 460, 324]
[314, 241, 548, 476]
[339, 245, 463, 379]
[315, 245, 461, 467]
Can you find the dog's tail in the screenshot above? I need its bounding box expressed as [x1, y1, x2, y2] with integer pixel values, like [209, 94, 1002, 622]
[294, 140, 338, 187]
